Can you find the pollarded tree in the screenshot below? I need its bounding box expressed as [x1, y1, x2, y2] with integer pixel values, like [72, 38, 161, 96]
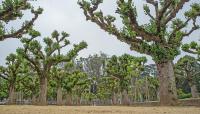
[16, 30, 87, 105]
[98, 76, 119, 105]
[0, 0, 43, 41]
[50, 67, 64, 105]
[63, 70, 89, 105]
[106, 54, 146, 105]
[78, 0, 200, 105]
[0, 53, 25, 104]
[50, 62, 75, 106]
[0, 77, 8, 100]
[175, 55, 200, 98]
[19, 71, 39, 105]
[71, 71, 90, 105]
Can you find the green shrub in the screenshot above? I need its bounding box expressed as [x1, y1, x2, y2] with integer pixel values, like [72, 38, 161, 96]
[177, 89, 192, 99]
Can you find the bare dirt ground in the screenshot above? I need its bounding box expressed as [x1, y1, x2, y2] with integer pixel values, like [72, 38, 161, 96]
[0, 105, 200, 114]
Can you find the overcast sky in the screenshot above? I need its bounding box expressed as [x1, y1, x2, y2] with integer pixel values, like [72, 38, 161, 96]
[0, 0, 200, 65]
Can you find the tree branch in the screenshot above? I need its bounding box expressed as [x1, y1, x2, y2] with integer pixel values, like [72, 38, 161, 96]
[0, 12, 39, 41]
[0, 0, 29, 21]
[146, 0, 158, 18]
[183, 18, 199, 37]
[164, 0, 189, 25]
[0, 74, 8, 80]
[23, 54, 41, 76]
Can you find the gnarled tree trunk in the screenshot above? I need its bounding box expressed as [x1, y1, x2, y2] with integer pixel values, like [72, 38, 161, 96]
[57, 84, 63, 105]
[8, 84, 15, 104]
[38, 76, 47, 105]
[156, 60, 177, 105]
[190, 84, 199, 98]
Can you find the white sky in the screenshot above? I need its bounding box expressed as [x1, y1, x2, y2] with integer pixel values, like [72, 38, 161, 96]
[0, 0, 200, 65]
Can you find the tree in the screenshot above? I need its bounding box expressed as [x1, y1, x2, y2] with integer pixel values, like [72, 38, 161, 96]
[141, 64, 159, 101]
[175, 55, 200, 98]
[63, 70, 89, 105]
[71, 71, 90, 105]
[80, 53, 108, 79]
[0, 77, 8, 101]
[106, 54, 146, 105]
[78, 53, 108, 104]
[50, 62, 75, 106]
[0, 53, 25, 104]
[16, 30, 87, 105]
[0, 0, 43, 41]
[142, 64, 157, 77]
[78, 0, 200, 105]
[98, 76, 119, 105]
[19, 71, 39, 105]
[50, 66, 65, 106]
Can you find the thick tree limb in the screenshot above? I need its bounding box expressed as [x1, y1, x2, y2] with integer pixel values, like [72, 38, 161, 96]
[47, 40, 70, 56]
[23, 54, 42, 76]
[80, 0, 161, 45]
[130, 42, 152, 56]
[156, 0, 172, 33]
[164, 0, 189, 25]
[120, 0, 161, 42]
[0, 12, 39, 41]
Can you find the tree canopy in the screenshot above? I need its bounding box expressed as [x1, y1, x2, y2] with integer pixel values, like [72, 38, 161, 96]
[0, 0, 43, 41]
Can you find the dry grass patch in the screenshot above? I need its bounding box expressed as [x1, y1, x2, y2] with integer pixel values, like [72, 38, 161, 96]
[0, 105, 200, 114]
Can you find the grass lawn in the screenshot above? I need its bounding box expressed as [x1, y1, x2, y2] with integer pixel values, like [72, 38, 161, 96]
[0, 105, 200, 114]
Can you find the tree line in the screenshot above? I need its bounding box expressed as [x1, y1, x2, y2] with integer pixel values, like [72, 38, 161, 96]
[0, 52, 200, 105]
[0, 0, 200, 106]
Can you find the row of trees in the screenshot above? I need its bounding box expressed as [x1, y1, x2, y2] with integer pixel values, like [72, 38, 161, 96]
[0, 51, 199, 105]
[0, 29, 88, 105]
[0, 0, 200, 106]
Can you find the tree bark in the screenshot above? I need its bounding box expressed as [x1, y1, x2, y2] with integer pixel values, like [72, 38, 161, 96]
[8, 84, 15, 104]
[145, 76, 150, 101]
[57, 84, 63, 105]
[111, 92, 117, 105]
[66, 93, 72, 105]
[76, 96, 81, 105]
[32, 94, 37, 105]
[122, 90, 130, 105]
[156, 60, 178, 105]
[38, 76, 47, 105]
[190, 84, 199, 98]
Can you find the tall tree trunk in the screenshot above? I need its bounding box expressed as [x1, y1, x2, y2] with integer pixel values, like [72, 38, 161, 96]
[66, 93, 72, 105]
[57, 84, 63, 105]
[134, 86, 137, 102]
[8, 84, 15, 104]
[122, 90, 130, 105]
[77, 96, 81, 105]
[38, 76, 47, 105]
[190, 84, 199, 98]
[156, 60, 177, 105]
[111, 92, 117, 105]
[32, 94, 37, 105]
